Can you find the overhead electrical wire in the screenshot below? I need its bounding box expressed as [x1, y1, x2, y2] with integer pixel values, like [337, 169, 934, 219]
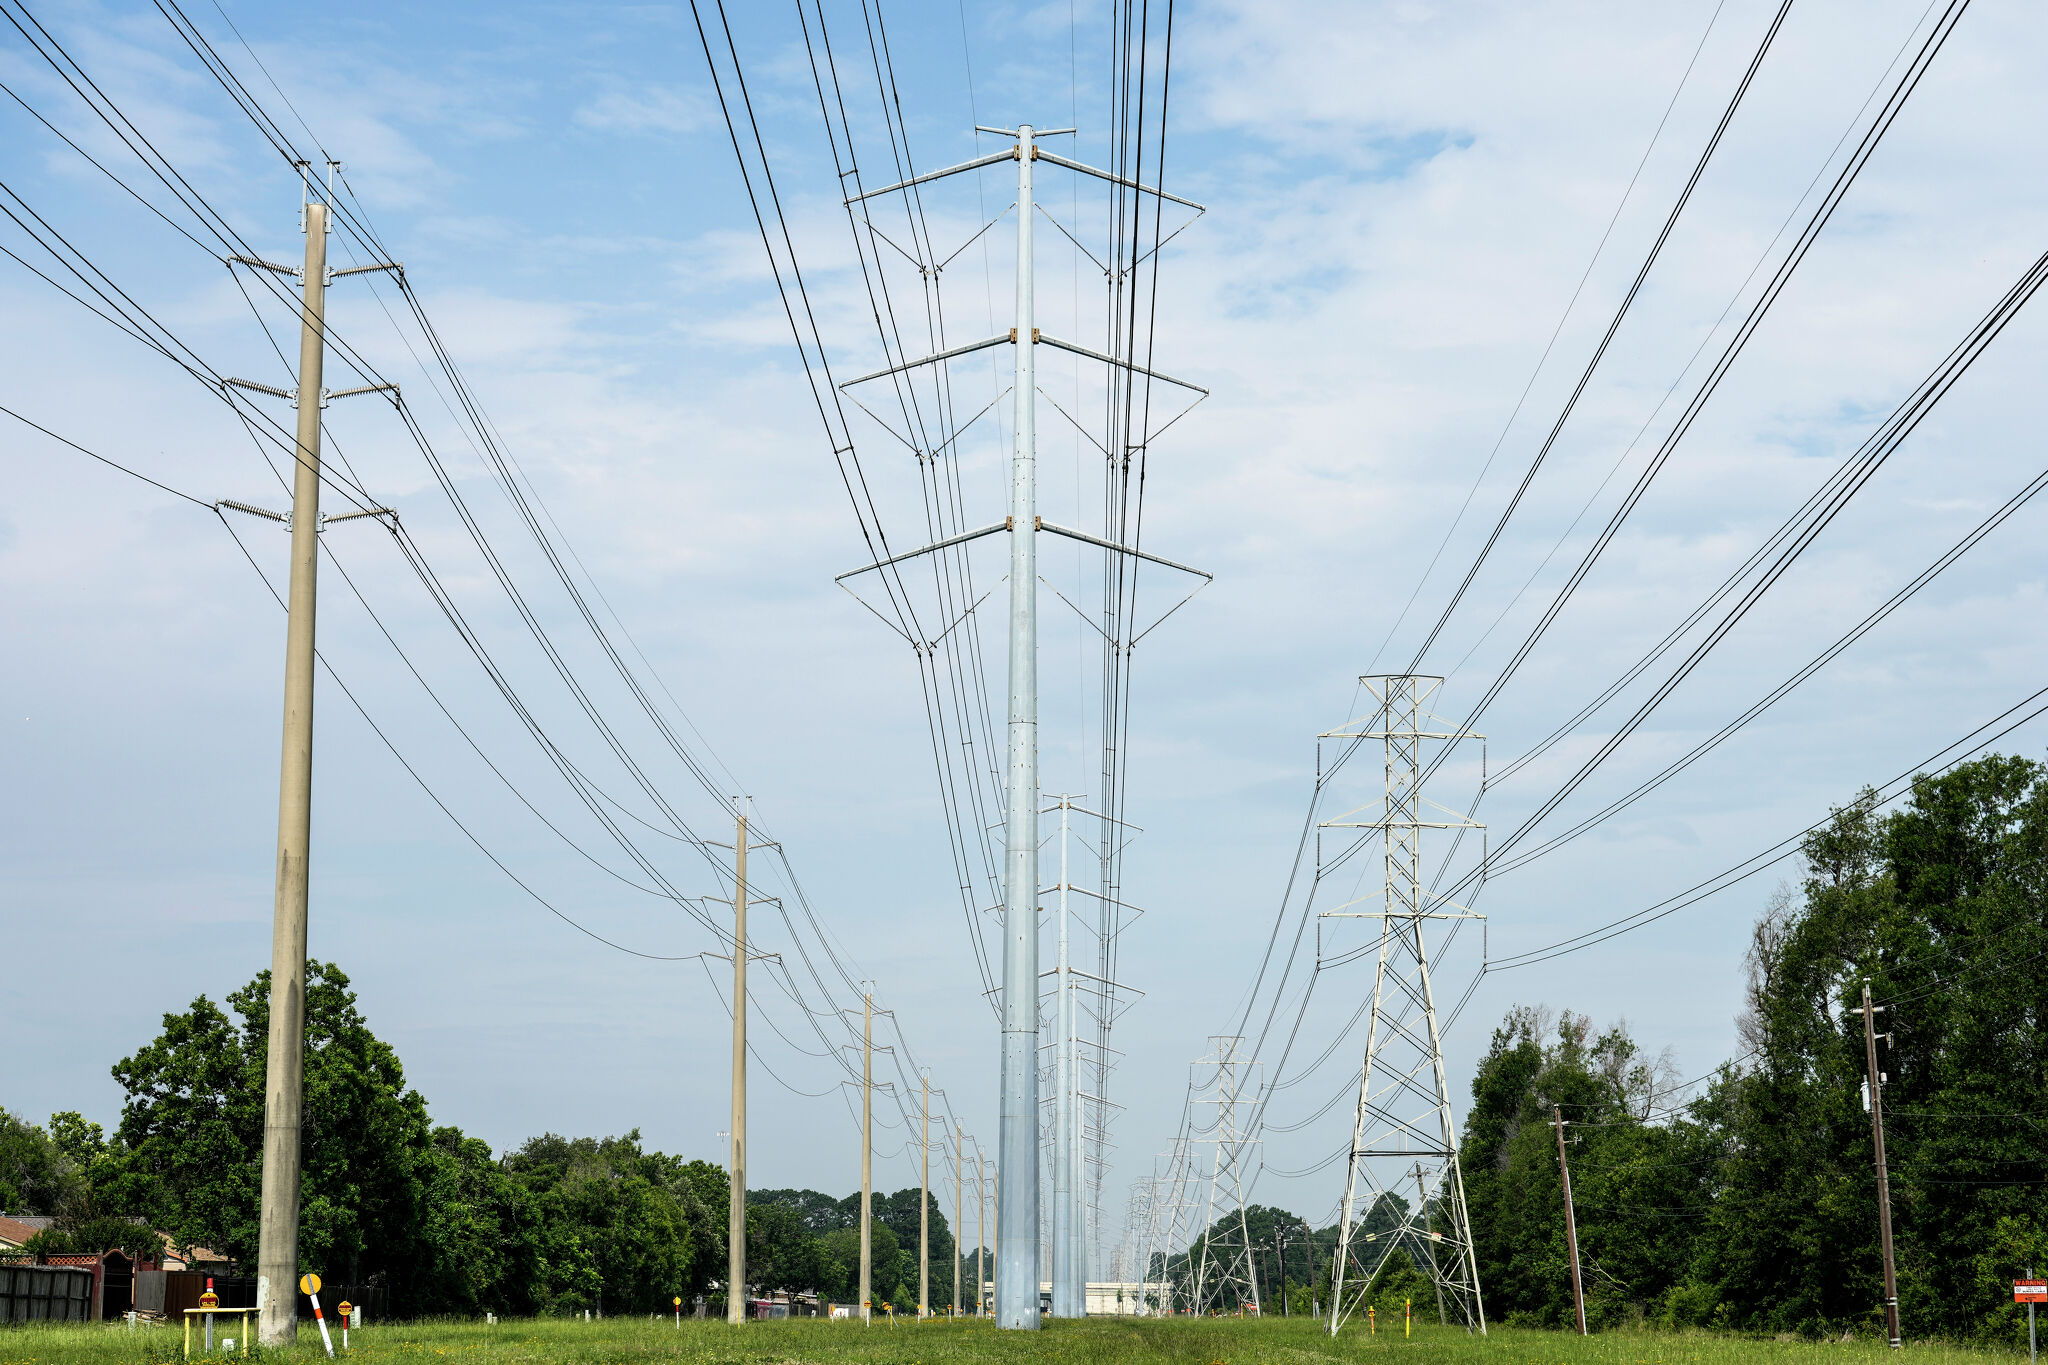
[1166, 0, 1981, 1249]
[1363, 0, 1732, 673]
[1412, 0, 1976, 805]
[6, 0, 980, 1159]
[1469, 240, 2048, 883]
[1397, 0, 1798, 674]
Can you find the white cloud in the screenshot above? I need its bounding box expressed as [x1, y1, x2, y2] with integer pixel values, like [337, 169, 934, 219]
[5, 0, 2048, 1230]
[572, 86, 709, 136]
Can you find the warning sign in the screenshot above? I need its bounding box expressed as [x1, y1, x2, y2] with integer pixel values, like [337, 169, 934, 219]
[2015, 1280, 2047, 1303]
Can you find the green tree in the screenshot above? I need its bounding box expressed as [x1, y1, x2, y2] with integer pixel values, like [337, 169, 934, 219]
[753, 1186, 850, 1234]
[873, 1187, 953, 1307]
[407, 1126, 547, 1316]
[1703, 761, 2048, 1341]
[503, 1131, 702, 1313]
[745, 1201, 822, 1294]
[0, 1108, 79, 1216]
[815, 1219, 896, 1303]
[109, 962, 433, 1283]
[1458, 1006, 1712, 1329]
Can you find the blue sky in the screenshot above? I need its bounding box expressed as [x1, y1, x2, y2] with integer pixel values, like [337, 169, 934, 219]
[6, 0, 2048, 1274]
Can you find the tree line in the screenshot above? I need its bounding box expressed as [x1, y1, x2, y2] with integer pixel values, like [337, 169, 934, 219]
[1457, 755, 2047, 1343]
[0, 962, 963, 1316]
[1156, 756, 2047, 1343]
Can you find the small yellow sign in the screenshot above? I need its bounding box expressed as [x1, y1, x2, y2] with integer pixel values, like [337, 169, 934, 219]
[673, 1297, 682, 1307]
[198, 1290, 220, 1309]
[299, 1273, 322, 1296]
[337, 1301, 353, 1320]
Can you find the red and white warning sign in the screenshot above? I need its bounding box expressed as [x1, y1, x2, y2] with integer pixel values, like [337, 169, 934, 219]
[2014, 1280, 2047, 1303]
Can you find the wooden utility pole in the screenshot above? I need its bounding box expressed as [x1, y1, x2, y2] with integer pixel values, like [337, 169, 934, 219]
[1277, 1225, 1288, 1317]
[861, 987, 873, 1324]
[1301, 1217, 1319, 1319]
[1862, 983, 1901, 1349]
[727, 803, 748, 1325]
[255, 190, 328, 1350]
[920, 1072, 931, 1318]
[1552, 1108, 1586, 1335]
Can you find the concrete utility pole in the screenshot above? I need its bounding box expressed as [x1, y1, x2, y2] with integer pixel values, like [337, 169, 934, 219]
[861, 986, 874, 1324]
[728, 803, 748, 1326]
[995, 120, 1044, 1334]
[226, 167, 401, 1350]
[920, 1071, 931, 1318]
[1553, 1109, 1586, 1335]
[1862, 983, 1901, 1349]
[255, 191, 328, 1351]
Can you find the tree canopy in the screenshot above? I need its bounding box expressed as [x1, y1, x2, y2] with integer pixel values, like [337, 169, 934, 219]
[1450, 756, 2048, 1342]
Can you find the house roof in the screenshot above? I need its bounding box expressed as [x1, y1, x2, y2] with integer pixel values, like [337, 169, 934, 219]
[158, 1235, 231, 1269]
[0, 1215, 56, 1249]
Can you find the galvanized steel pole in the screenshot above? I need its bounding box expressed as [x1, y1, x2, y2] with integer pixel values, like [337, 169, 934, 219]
[921, 1072, 931, 1318]
[862, 987, 874, 1324]
[256, 195, 327, 1350]
[953, 1125, 964, 1317]
[996, 121, 1042, 1331]
[728, 804, 748, 1325]
[1053, 799, 1076, 1316]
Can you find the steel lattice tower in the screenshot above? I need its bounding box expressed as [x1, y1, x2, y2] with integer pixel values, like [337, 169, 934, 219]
[1320, 676, 1486, 1336]
[1190, 1036, 1262, 1315]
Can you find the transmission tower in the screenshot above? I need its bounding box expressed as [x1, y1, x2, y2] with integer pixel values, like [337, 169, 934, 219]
[1190, 1036, 1262, 1315]
[834, 122, 1209, 1331]
[1319, 675, 1487, 1335]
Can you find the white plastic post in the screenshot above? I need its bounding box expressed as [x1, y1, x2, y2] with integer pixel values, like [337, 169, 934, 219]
[309, 1294, 335, 1359]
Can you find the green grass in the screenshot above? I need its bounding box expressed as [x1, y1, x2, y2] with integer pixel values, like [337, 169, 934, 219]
[0, 1317, 2021, 1365]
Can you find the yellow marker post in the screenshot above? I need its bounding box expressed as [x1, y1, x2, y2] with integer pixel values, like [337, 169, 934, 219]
[673, 1295, 682, 1329]
[183, 1308, 251, 1360]
[1405, 1297, 1411, 1338]
[1370, 1304, 1376, 1336]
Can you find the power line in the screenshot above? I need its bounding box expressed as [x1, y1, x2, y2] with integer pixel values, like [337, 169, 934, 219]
[1398, 0, 1798, 674]
[1364, 0, 1732, 672]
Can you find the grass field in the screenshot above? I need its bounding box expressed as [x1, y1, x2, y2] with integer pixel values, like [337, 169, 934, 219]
[0, 1317, 2024, 1365]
